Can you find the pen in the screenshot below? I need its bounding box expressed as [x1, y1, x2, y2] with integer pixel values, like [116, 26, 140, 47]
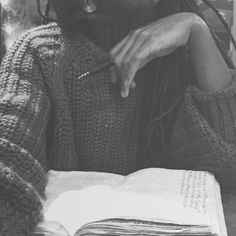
[77, 60, 114, 80]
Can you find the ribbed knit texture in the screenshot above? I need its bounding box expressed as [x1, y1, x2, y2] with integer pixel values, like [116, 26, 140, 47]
[169, 81, 236, 190]
[0, 24, 51, 235]
[42, 29, 145, 174]
[0, 15, 236, 235]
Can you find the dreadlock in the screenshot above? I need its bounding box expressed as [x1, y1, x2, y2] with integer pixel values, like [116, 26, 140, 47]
[202, 0, 236, 51]
[142, 0, 235, 168]
[43, 0, 235, 167]
[36, 0, 54, 24]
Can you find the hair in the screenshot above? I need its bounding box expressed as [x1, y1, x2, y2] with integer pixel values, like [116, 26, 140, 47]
[43, 0, 235, 167]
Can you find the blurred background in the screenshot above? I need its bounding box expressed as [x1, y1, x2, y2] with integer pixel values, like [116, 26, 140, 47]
[198, 0, 234, 51]
[0, 0, 235, 61]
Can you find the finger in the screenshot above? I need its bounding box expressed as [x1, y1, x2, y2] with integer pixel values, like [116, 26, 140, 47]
[121, 79, 129, 98]
[124, 31, 150, 66]
[116, 34, 147, 97]
[120, 38, 149, 96]
[121, 60, 139, 98]
[113, 30, 142, 69]
[121, 40, 155, 98]
[120, 36, 148, 88]
[110, 34, 133, 85]
[110, 31, 135, 57]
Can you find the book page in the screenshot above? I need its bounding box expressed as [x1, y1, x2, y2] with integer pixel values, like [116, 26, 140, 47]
[44, 170, 125, 210]
[116, 168, 221, 230]
[42, 168, 224, 236]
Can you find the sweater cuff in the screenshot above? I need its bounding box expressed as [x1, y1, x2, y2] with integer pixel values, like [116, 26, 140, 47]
[0, 163, 43, 236]
[188, 73, 236, 145]
[0, 138, 47, 196]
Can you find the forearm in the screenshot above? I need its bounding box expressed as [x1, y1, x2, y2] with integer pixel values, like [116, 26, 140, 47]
[188, 15, 232, 92]
[0, 28, 51, 234]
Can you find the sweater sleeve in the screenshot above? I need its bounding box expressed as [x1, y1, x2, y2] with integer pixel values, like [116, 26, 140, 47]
[169, 71, 236, 192]
[0, 29, 50, 235]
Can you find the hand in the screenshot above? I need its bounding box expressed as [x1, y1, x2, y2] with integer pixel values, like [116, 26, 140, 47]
[110, 12, 206, 97]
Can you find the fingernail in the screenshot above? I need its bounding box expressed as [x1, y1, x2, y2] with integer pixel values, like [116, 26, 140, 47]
[121, 90, 128, 98]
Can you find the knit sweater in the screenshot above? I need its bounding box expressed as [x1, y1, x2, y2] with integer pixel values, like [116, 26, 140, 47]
[0, 19, 236, 235]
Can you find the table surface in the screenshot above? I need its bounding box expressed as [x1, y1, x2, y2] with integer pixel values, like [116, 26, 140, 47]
[222, 192, 236, 236]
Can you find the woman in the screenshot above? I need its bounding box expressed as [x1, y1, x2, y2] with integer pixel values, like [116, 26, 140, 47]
[0, 0, 235, 235]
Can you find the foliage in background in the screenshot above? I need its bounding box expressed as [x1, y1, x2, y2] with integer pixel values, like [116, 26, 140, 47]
[0, 0, 50, 51]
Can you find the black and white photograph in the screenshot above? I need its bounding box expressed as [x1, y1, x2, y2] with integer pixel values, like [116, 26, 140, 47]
[0, 0, 236, 236]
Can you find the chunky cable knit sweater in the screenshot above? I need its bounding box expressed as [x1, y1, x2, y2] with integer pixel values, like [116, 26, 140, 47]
[0, 20, 236, 235]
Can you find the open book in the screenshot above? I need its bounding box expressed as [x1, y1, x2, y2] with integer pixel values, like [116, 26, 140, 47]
[35, 168, 228, 236]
